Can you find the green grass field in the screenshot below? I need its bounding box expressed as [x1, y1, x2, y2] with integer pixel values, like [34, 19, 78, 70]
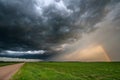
[11, 62, 120, 80]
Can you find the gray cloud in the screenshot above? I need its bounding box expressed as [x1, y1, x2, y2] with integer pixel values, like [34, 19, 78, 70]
[0, 0, 120, 60]
[0, 57, 42, 62]
[50, 0, 120, 61]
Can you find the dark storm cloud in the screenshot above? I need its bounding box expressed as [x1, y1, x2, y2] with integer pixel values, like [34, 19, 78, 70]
[0, 0, 119, 60]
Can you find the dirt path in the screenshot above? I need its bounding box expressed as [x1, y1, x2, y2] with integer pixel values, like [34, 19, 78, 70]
[0, 63, 24, 80]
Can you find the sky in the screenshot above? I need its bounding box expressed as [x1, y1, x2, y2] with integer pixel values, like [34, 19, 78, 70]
[0, 0, 120, 61]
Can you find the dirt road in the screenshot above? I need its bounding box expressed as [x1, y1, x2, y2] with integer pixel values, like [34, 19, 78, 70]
[0, 63, 24, 80]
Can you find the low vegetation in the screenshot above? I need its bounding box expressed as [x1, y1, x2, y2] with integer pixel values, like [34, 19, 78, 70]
[11, 62, 120, 80]
[0, 62, 18, 67]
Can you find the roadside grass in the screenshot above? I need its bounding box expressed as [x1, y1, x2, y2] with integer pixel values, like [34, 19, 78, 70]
[0, 62, 18, 67]
[11, 62, 120, 80]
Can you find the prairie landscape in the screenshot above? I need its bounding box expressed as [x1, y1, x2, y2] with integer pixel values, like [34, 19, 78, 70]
[0, 0, 120, 80]
[10, 62, 120, 80]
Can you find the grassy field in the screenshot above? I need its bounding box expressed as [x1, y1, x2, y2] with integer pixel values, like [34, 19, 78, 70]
[0, 62, 18, 67]
[11, 62, 120, 80]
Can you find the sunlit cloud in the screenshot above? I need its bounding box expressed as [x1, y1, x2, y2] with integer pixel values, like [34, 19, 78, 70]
[1, 50, 45, 56]
[53, 45, 111, 62]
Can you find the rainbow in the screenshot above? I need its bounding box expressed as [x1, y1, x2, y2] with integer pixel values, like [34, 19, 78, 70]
[60, 45, 111, 62]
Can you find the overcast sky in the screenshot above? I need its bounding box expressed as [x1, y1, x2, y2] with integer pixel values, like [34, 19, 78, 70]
[0, 0, 120, 61]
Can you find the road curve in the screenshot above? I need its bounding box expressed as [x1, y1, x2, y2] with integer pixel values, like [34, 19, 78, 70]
[0, 63, 24, 80]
